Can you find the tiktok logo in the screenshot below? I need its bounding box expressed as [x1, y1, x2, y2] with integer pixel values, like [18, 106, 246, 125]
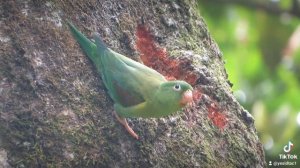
[283, 141, 294, 153]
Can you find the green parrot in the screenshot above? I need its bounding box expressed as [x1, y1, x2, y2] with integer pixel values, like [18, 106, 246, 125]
[68, 22, 193, 139]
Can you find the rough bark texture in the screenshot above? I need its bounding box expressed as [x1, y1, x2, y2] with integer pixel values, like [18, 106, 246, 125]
[0, 0, 266, 167]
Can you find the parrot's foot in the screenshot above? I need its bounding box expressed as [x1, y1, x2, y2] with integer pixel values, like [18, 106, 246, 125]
[113, 111, 139, 139]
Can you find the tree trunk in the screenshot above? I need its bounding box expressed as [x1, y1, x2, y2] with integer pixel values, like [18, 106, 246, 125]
[0, 0, 266, 167]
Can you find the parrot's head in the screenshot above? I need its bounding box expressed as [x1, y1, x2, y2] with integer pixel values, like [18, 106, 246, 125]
[158, 81, 193, 108]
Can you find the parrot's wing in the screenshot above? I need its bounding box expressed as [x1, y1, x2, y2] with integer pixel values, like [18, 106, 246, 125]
[111, 50, 166, 82]
[93, 34, 167, 108]
[111, 76, 145, 107]
[103, 56, 165, 107]
[92, 35, 146, 107]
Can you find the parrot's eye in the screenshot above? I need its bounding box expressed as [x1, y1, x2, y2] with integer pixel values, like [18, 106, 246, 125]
[173, 84, 181, 91]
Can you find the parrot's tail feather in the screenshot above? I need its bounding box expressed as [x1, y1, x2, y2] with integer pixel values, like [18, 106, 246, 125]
[93, 33, 108, 51]
[67, 21, 97, 61]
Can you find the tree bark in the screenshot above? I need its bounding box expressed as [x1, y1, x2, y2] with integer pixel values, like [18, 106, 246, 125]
[0, 0, 266, 167]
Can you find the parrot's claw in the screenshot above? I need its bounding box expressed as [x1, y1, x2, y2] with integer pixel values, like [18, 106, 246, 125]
[114, 111, 139, 139]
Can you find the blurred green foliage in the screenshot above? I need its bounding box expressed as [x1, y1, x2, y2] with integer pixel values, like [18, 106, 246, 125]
[197, 0, 300, 161]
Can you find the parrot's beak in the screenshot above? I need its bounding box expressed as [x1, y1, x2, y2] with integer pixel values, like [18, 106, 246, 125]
[180, 90, 193, 106]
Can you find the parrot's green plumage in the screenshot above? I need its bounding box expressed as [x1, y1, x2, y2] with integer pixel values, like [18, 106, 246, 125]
[68, 22, 193, 139]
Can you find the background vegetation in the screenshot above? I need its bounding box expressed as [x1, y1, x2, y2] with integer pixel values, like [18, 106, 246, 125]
[197, 0, 300, 161]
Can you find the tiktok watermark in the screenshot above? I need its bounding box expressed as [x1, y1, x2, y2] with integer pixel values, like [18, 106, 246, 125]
[284, 141, 294, 153]
[269, 141, 298, 167]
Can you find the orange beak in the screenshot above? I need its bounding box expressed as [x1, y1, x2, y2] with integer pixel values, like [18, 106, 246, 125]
[180, 90, 193, 106]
